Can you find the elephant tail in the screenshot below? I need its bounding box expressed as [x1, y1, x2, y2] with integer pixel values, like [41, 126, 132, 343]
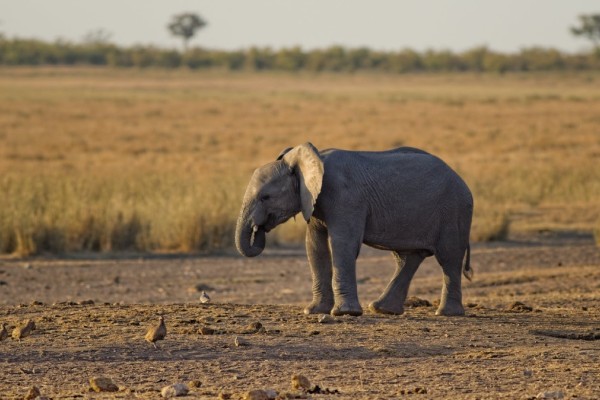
[462, 244, 473, 281]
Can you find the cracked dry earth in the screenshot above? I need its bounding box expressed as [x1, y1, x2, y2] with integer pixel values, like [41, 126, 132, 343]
[0, 234, 599, 399]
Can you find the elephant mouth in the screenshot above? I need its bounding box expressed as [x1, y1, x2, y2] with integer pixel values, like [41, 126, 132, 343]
[253, 220, 275, 237]
[251, 224, 267, 246]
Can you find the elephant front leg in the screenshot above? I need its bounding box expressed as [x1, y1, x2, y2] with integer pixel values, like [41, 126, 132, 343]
[329, 233, 363, 316]
[369, 252, 424, 315]
[303, 221, 334, 315]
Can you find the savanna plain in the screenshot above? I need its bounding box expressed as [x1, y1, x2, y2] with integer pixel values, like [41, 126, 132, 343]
[0, 68, 599, 399]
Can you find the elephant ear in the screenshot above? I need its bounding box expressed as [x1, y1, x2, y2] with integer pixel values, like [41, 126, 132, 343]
[276, 147, 293, 160]
[282, 143, 324, 222]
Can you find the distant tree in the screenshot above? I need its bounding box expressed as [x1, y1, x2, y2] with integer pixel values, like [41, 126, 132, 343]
[168, 12, 207, 52]
[82, 28, 113, 45]
[570, 14, 600, 49]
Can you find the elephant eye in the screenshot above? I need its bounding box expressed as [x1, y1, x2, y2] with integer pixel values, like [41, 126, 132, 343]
[260, 194, 270, 202]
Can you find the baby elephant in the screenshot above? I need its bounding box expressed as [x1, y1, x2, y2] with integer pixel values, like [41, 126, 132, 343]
[235, 143, 473, 317]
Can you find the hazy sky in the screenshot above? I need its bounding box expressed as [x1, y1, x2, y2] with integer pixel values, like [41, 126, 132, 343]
[0, 1, 598, 52]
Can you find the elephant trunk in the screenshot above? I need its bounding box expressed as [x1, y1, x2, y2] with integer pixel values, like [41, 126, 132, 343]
[235, 205, 266, 257]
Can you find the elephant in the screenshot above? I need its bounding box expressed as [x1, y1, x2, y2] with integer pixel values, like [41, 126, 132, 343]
[235, 143, 473, 317]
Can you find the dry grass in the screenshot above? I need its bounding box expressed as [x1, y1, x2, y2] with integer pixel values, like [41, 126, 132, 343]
[0, 67, 599, 254]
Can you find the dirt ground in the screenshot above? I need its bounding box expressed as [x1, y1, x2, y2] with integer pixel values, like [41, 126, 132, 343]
[0, 232, 599, 399]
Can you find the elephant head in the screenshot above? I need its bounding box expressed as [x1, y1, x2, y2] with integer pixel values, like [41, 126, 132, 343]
[235, 143, 324, 257]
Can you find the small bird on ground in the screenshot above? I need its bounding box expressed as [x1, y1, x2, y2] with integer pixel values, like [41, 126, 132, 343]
[145, 316, 166, 349]
[200, 291, 211, 304]
[0, 323, 8, 341]
[12, 319, 35, 341]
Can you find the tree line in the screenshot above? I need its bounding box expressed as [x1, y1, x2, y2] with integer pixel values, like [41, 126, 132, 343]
[1, 36, 599, 73]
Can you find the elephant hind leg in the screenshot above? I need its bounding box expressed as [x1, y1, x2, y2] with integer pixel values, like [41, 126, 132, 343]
[369, 252, 424, 315]
[435, 253, 466, 316]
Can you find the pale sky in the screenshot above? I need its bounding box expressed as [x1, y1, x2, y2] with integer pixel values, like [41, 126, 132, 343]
[0, 1, 598, 53]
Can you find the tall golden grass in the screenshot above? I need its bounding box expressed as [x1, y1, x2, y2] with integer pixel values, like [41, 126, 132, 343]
[0, 68, 599, 255]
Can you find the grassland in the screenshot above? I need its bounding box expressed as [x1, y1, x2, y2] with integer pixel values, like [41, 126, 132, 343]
[0, 67, 599, 255]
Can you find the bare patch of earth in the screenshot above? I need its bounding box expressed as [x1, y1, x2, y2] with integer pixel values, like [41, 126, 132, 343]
[0, 233, 599, 399]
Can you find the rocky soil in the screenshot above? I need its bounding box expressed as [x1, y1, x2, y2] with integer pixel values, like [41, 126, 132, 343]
[0, 232, 599, 399]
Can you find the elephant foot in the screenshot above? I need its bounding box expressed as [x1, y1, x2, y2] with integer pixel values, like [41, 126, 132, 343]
[303, 300, 334, 315]
[331, 301, 363, 317]
[435, 300, 465, 316]
[368, 300, 405, 315]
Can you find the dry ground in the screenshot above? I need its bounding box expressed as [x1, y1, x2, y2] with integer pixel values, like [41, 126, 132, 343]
[1, 233, 599, 399]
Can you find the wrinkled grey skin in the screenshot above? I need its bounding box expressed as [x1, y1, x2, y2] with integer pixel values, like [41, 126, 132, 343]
[235, 143, 473, 317]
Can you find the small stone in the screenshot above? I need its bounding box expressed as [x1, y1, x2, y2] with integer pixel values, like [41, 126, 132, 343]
[24, 385, 41, 400]
[90, 376, 119, 392]
[244, 390, 269, 400]
[199, 326, 215, 335]
[536, 391, 564, 399]
[245, 321, 264, 333]
[404, 296, 432, 308]
[218, 393, 232, 400]
[188, 379, 202, 388]
[506, 301, 533, 312]
[524, 369, 533, 377]
[161, 383, 189, 398]
[264, 389, 278, 399]
[291, 374, 311, 391]
[234, 336, 248, 347]
[30, 300, 44, 306]
[78, 300, 95, 305]
[317, 314, 334, 323]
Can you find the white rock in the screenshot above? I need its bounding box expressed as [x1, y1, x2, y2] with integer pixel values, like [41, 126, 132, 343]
[161, 383, 189, 398]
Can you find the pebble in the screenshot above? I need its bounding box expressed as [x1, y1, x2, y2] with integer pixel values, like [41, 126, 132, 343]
[536, 391, 564, 399]
[24, 385, 41, 400]
[244, 390, 269, 400]
[161, 383, 189, 398]
[188, 379, 202, 388]
[245, 321, 264, 333]
[506, 301, 533, 312]
[524, 369, 533, 377]
[199, 326, 215, 335]
[89, 376, 119, 392]
[317, 314, 334, 324]
[291, 374, 311, 390]
[404, 296, 432, 307]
